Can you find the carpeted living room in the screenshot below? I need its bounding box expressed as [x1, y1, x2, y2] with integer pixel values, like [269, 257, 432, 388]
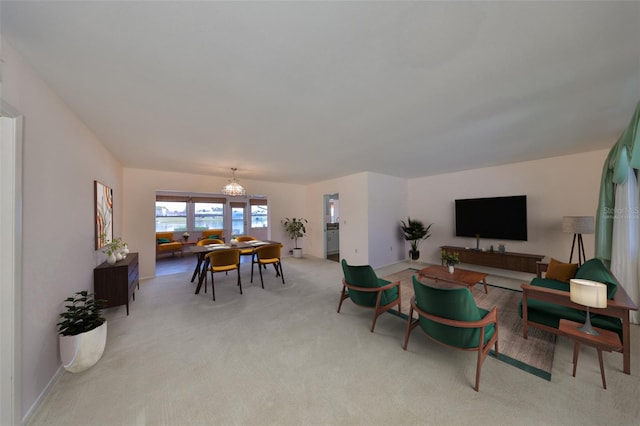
[27, 256, 640, 425]
[3, 2, 640, 426]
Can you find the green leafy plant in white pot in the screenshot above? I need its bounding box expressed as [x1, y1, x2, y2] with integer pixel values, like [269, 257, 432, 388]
[57, 291, 107, 373]
[283, 217, 308, 258]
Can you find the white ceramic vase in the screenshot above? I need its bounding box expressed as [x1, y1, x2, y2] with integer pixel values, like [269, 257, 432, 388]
[59, 321, 107, 373]
[448, 265, 455, 274]
[293, 248, 303, 258]
[107, 252, 117, 265]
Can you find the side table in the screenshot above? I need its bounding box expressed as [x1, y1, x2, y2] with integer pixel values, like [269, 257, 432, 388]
[559, 319, 622, 389]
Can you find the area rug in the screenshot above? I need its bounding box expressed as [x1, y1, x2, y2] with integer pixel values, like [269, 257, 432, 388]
[381, 269, 557, 381]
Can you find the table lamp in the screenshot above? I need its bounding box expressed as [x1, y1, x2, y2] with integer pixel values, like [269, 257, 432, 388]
[569, 278, 607, 335]
[562, 216, 594, 266]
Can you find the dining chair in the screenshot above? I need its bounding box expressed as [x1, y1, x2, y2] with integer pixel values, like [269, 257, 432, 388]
[235, 236, 257, 262]
[197, 238, 224, 246]
[251, 244, 284, 288]
[204, 249, 242, 301]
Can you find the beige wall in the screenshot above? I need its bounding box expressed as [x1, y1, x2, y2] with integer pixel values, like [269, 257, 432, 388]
[122, 168, 306, 278]
[408, 149, 609, 279]
[306, 172, 409, 268]
[1, 39, 122, 420]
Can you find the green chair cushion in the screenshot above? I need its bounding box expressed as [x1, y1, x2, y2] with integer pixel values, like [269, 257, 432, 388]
[208, 235, 221, 239]
[157, 238, 171, 244]
[575, 258, 618, 299]
[341, 260, 398, 307]
[412, 276, 495, 349]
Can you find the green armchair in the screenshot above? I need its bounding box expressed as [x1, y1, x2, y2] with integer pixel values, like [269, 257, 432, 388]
[338, 259, 401, 332]
[403, 276, 499, 391]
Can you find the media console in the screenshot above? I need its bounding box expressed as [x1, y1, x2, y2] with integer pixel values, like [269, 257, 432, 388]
[441, 245, 544, 274]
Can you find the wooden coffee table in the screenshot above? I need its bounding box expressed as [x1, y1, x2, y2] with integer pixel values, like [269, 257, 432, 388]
[417, 265, 488, 294]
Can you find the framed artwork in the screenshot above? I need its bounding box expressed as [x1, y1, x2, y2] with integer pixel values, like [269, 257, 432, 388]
[95, 180, 113, 249]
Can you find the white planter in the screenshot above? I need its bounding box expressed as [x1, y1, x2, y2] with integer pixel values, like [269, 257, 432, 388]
[59, 321, 107, 373]
[448, 265, 455, 274]
[292, 248, 303, 258]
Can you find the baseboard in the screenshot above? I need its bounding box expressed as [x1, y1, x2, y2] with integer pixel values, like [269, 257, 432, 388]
[22, 364, 64, 425]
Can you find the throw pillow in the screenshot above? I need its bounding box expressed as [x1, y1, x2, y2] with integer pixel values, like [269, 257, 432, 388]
[157, 238, 171, 244]
[544, 258, 578, 283]
[208, 235, 220, 239]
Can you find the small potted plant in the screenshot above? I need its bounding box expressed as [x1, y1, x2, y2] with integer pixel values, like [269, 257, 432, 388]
[101, 236, 126, 264]
[283, 217, 308, 258]
[182, 232, 190, 242]
[57, 291, 107, 373]
[441, 249, 460, 273]
[400, 217, 432, 260]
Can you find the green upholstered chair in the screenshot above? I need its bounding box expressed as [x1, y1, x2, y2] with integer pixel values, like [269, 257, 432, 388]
[338, 259, 401, 332]
[403, 276, 499, 392]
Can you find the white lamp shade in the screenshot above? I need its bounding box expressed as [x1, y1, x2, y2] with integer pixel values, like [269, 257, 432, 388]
[570, 279, 607, 309]
[562, 216, 594, 234]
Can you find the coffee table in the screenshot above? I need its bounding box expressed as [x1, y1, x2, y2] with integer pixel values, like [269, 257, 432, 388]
[417, 265, 488, 294]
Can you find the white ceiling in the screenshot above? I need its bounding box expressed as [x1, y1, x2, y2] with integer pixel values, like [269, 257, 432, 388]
[2, 1, 639, 184]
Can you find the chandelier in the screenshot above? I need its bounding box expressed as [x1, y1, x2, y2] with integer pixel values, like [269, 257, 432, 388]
[221, 168, 246, 196]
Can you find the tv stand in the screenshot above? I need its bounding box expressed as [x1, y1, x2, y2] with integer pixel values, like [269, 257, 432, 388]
[441, 245, 544, 274]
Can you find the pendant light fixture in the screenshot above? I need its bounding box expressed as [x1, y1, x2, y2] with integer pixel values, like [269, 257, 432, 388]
[221, 168, 246, 196]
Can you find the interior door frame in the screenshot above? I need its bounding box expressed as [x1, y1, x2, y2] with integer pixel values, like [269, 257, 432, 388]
[1, 103, 24, 425]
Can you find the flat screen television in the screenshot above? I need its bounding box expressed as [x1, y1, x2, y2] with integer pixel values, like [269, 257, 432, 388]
[455, 195, 528, 241]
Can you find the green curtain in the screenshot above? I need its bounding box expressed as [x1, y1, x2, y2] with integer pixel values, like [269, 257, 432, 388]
[595, 101, 640, 265]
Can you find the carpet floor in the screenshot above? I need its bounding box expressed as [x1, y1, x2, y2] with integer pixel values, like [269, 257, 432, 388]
[27, 258, 640, 426]
[382, 269, 556, 379]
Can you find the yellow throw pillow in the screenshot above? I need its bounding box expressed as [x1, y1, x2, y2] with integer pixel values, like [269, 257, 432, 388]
[545, 258, 578, 283]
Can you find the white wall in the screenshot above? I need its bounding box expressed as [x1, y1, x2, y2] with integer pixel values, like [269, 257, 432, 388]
[368, 173, 408, 268]
[0, 39, 122, 421]
[306, 172, 409, 269]
[122, 168, 306, 278]
[408, 149, 609, 278]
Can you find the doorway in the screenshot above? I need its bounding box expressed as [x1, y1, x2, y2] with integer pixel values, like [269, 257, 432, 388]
[230, 202, 246, 237]
[324, 193, 340, 262]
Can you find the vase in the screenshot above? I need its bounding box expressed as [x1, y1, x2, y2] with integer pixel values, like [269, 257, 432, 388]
[59, 321, 107, 373]
[115, 252, 123, 261]
[107, 252, 117, 265]
[448, 265, 455, 274]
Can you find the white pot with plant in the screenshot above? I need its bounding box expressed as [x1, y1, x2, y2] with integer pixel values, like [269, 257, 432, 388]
[57, 291, 107, 373]
[102, 236, 125, 265]
[283, 217, 308, 258]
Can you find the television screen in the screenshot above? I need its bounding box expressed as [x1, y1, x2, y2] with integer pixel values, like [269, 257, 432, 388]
[455, 195, 527, 241]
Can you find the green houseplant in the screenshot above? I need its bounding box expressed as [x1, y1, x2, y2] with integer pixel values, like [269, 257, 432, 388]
[283, 217, 308, 258]
[57, 291, 107, 372]
[400, 217, 433, 260]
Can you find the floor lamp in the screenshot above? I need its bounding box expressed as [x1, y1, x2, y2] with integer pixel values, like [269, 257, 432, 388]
[562, 216, 594, 266]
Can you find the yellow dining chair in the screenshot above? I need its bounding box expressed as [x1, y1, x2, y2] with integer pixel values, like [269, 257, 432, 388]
[235, 236, 257, 262]
[251, 244, 284, 288]
[197, 238, 224, 246]
[204, 249, 242, 301]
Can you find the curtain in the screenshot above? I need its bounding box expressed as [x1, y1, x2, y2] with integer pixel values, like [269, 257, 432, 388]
[595, 100, 640, 324]
[610, 166, 639, 323]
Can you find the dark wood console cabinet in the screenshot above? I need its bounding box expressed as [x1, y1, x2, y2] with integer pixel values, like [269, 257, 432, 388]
[94, 252, 139, 315]
[441, 246, 544, 274]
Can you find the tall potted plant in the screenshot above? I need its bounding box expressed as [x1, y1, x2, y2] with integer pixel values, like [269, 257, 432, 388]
[283, 217, 308, 258]
[400, 217, 433, 260]
[57, 291, 107, 373]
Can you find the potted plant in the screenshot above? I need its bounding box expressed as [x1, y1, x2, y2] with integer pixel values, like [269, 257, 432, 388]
[441, 249, 460, 273]
[57, 291, 107, 373]
[283, 217, 308, 258]
[101, 236, 126, 264]
[400, 217, 432, 260]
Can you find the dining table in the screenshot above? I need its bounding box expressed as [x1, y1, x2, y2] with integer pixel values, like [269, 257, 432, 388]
[188, 240, 280, 295]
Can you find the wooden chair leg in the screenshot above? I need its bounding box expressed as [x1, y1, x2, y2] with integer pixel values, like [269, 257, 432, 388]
[403, 307, 417, 350]
[475, 351, 483, 392]
[337, 286, 348, 313]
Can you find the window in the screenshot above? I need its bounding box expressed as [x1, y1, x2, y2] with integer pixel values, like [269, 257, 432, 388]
[250, 199, 268, 228]
[155, 201, 187, 232]
[194, 202, 224, 230]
